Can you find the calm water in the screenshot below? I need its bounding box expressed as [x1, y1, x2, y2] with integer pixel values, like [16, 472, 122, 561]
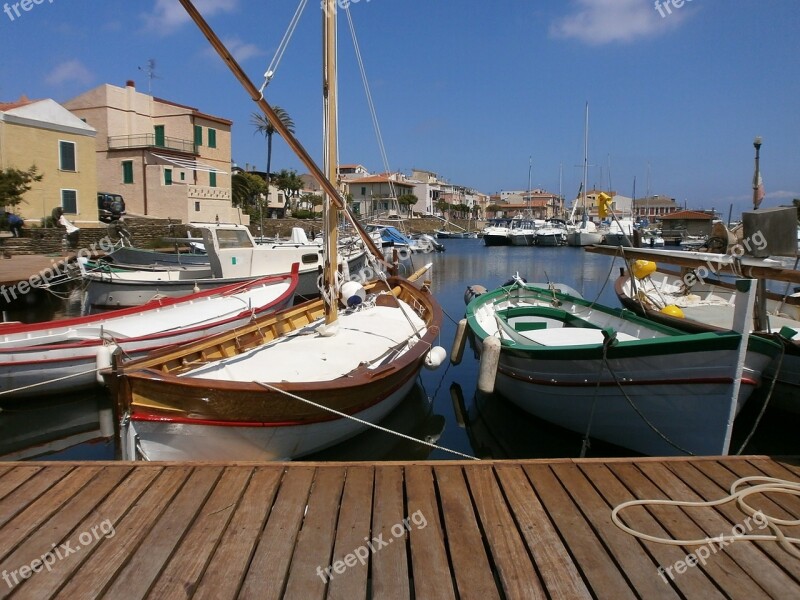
[1, 240, 796, 461]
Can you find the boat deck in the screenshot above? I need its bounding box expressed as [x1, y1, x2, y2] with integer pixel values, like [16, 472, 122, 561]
[0, 456, 798, 598]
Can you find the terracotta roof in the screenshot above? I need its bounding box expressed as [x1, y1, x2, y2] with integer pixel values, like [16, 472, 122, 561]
[659, 210, 715, 220]
[0, 96, 37, 111]
[347, 175, 413, 186]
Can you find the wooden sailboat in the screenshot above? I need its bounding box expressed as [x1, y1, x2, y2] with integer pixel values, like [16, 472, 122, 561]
[111, 0, 444, 460]
[567, 103, 604, 247]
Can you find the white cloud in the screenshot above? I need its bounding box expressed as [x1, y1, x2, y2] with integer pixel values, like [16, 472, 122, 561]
[550, 0, 687, 45]
[45, 60, 94, 87]
[143, 0, 239, 35]
[205, 37, 264, 63]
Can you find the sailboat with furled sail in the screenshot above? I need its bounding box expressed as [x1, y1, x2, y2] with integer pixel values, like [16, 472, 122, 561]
[110, 0, 444, 461]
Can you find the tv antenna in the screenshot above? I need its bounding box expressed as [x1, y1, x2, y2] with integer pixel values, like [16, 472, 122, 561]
[138, 59, 161, 96]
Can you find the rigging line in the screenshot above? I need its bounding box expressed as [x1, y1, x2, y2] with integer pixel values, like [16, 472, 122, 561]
[258, 0, 308, 96]
[255, 381, 479, 460]
[344, 6, 396, 201]
[0, 365, 105, 397]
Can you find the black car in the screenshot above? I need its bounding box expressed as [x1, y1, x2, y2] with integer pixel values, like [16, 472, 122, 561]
[97, 192, 126, 223]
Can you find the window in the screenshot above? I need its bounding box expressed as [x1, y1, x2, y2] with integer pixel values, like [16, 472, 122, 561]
[164, 168, 173, 186]
[194, 125, 203, 147]
[59, 141, 76, 171]
[361, 187, 366, 196]
[195, 201, 200, 212]
[61, 189, 77, 213]
[122, 161, 134, 184]
[180, 172, 185, 181]
[154, 125, 165, 147]
[209, 170, 217, 188]
[208, 128, 217, 148]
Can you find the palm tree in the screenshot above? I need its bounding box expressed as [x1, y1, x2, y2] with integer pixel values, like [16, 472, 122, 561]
[251, 107, 295, 231]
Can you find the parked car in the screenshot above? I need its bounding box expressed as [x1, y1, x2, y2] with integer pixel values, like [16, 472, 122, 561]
[97, 192, 126, 223]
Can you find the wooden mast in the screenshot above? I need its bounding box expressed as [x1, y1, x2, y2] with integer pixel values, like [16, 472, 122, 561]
[322, 0, 339, 325]
[176, 0, 384, 262]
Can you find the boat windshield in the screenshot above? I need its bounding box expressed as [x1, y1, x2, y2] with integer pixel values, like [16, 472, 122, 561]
[215, 229, 254, 249]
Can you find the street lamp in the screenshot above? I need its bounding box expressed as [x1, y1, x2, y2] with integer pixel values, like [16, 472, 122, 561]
[752, 136, 762, 210]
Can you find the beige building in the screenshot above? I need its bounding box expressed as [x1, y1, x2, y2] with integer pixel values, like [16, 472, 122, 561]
[64, 81, 241, 224]
[0, 97, 98, 224]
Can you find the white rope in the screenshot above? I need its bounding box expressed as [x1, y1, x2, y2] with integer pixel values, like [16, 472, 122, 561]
[612, 476, 800, 557]
[343, 6, 396, 202]
[255, 381, 478, 460]
[258, 0, 308, 97]
[0, 365, 103, 397]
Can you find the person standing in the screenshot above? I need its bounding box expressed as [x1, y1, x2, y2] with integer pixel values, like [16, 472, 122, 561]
[5, 212, 23, 237]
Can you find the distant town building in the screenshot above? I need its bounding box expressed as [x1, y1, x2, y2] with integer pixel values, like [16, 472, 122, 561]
[0, 96, 98, 224]
[659, 209, 715, 240]
[490, 189, 563, 219]
[346, 173, 415, 217]
[633, 195, 680, 220]
[64, 81, 238, 224]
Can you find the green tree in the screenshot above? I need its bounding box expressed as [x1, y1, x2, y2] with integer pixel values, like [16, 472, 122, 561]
[434, 199, 450, 215]
[232, 172, 267, 212]
[0, 165, 43, 208]
[397, 193, 418, 215]
[273, 169, 304, 208]
[251, 107, 295, 225]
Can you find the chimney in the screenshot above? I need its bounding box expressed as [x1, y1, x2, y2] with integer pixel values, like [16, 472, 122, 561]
[126, 80, 135, 89]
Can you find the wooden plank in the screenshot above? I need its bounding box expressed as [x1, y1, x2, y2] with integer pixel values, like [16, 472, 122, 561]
[283, 467, 347, 600]
[466, 464, 546, 599]
[495, 464, 592, 599]
[579, 463, 727, 600]
[635, 462, 773, 599]
[0, 465, 73, 529]
[12, 466, 162, 599]
[0, 466, 100, 564]
[0, 465, 131, 599]
[524, 464, 638, 599]
[101, 466, 223, 598]
[405, 465, 456, 600]
[687, 459, 800, 582]
[56, 466, 192, 598]
[0, 466, 41, 502]
[550, 463, 681, 600]
[370, 465, 410, 599]
[192, 467, 284, 600]
[434, 465, 501, 600]
[668, 463, 800, 597]
[238, 466, 315, 600]
[325, 466, 374, 600]
[774, 458, 800, 478]
[146, 466, 255, 600]
[746, 458, 800, 518]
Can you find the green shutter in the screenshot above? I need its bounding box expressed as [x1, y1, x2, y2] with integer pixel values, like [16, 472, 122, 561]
[194, 125, 203, 147]
[165, 168, 173, 186]
[208, 128, 216, 148]
[154, 125, 165, 147]
[209, 170, 217, 188]
[122, 161, 134, 184]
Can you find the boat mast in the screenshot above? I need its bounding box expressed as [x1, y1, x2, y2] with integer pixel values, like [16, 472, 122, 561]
[527, 156, 532, 215]
[582, 103, 588, 222]
[322, 2, 339, 325]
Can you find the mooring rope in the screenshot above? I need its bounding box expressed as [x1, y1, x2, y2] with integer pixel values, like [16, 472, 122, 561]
[612, 476, 800, 558]
[254, 381, 478, 460]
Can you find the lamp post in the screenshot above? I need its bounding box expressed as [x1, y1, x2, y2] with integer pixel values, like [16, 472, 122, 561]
[752, 136, 762, 210]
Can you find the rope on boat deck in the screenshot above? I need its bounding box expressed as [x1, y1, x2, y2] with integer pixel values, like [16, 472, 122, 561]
[611, 476, 800, 559]
[254, 381, 479, 460]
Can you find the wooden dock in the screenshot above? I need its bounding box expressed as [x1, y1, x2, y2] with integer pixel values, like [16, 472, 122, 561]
[0, 456, 797, 599]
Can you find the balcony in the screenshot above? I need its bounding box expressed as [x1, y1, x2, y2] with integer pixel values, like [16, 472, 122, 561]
[107, 134, 197, 154]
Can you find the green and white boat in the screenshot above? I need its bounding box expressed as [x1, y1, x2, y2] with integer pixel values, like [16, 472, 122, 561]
[464, 278, 782, 456]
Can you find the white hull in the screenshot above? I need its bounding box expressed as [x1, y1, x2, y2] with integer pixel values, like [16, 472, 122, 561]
[536, 232, 566, 246]
[121, 375, 417, 461]
[566, 231, 604, 246]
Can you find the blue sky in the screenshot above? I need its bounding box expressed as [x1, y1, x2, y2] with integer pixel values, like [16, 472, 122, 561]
[1, 0, 798, 218]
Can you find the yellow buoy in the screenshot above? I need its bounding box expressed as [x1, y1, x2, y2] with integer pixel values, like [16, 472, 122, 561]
[631, 260, 657, 280]
[660, 304, 685, 319]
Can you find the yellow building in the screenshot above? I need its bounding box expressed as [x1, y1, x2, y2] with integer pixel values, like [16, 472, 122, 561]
[0, 97, 98, 225]
[64, 81, 242, 224]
